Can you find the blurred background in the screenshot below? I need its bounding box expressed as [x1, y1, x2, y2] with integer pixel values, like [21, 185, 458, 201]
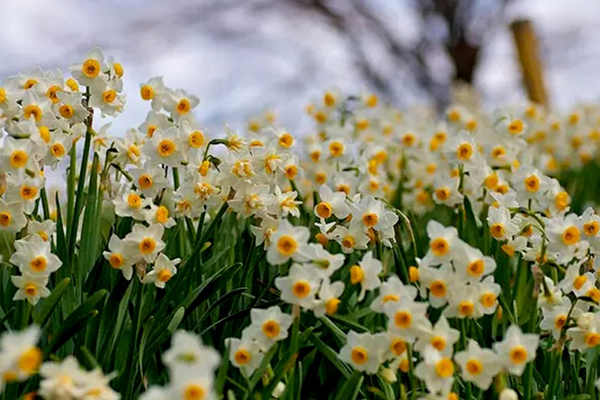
[1, 0, 599, 134]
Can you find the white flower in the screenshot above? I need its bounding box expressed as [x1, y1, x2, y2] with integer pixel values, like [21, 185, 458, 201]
[313, 279, 345, 318]
[487, 206, 520, 241]
[143, 127, 185, 167]
[275, 263, 322, 309]
[339, 330, 387, 374]
[10, 235, 62, 276]
[370, 275, 418, 313]
[558, 263, 595, 297]
[123, 223, 166, 263]
[332, 221, 370, 254]
[38, 356, 87, 400]
[162, 330, 220, 377]
[69, 47, 106, 86]
[454, 340, 502, 390]
[540, 297, 571, 340]
[142, 253, 180, 288]
[303, 243, 345, 279]
[242, 306, 294, 348]
[414, 316, 459, 357]
[114, 190, 152, 221]
[266, 219, 310, 265]
[130, 164, 170, 198]
[314, 184, 350, 220]
[493, 325, 539, 376]
[350, 251, 382, 301]
[452, 243, 496, 282]
[226, 336, 264, 376]
[414, 347, 455, 393]
[11, 273, 50, 305]
[383, 298, 430, 341]
[103, 234, 137, 280]
[567, 312, 600, 352]
[421, 221, 459, 266]
[0, 325, 42, 384]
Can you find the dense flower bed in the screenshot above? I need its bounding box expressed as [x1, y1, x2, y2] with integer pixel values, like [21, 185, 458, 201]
[0, 48, 599, 400]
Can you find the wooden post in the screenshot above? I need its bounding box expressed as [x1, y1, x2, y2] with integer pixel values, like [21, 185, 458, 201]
[511, 19, 548, 108]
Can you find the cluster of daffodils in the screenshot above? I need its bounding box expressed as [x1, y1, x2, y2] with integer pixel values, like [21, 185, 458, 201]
[2, 46, 600, 399]
[0, 326, 119, 399]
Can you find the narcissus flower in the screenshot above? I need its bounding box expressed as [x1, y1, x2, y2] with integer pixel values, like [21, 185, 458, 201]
[275, 263, 322, 309]
[493, 325, 539, 376]
[266, 219, 310, 265]
[454, 340, 502, 390]
[243, 306, 294, 348]
[142, 253, 180, 288]
[339, 330, 388, 374]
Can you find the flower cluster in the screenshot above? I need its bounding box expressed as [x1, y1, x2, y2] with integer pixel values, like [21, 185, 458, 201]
[2, 47, 600, 399]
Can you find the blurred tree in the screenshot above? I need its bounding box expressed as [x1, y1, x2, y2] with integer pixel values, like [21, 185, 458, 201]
[191, 0, 512, 110]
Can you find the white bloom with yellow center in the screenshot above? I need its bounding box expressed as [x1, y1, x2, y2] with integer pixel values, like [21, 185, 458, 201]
[243, 306, 293, 348]
[10, 235, 62, 276]
[453, 243, 496, 282]
[26, 219, 56, 242]
[0, 325, 42, 383]
[351, 251, 383, 301]
[114, 190, 152, 221]
[103, 234, 136, 280]
[0, 136, 35, 173]
[370, 275, 418, 313]
[4, 172, 44, 214]
[139, 77, 166, 111]
[486, 206, 520, 241]
[444, 283, 484, 319]
[162, 330, 220, 376]
[558, 263, 595, 297]
[540, 297, 572, 340]
[123, 223, 166, 263]
[38, 356, 86, 400]
[169, 371, 215, 400]
[130, 164, 170, 198]
[493, 325, 539, 376]
[546, 214, 583, 263]
[567, 313, 600, 352]
[143, 127, 185, 167]
[304, 243, 345, 279]
[414, 316, 459, 357]
[313, 278, 345, 318]
[226, 336, 264, 376]
[55, 91, 89, 122]
[351, 195, 398, 235]
[332, 221, 370, 254]
[266, 219, 310, 265]
[11, 273, 50, 305]
[228, 183, 274, 219]
[339, 330, 388, 374]
[418, 264, 455, 308]
[164, 88, 200, 122]
[454, 340, 502, 390]
[142, 253, 180, 289]
[271, 186, 302, 218]
[383, 298, 430, 341]
[275, 263, 322, 309]
[476, 276, 501, 315]
[512, 166, 549, 201]
[414, 346, 456, 393]
[144, 204, 177, 229]
[0, 199, 28, 234]
[314, 184, 350, 220]
[421, 221, 459, 266]
[69, 47, 106, 86]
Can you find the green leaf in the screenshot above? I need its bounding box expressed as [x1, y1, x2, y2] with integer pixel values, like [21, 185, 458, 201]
[47, 290, 107, 353]
[47, 310, 99, 353]
[33, 277, 70, 327]
[308, 332, 351, 378]
[334, 371, 363, 400]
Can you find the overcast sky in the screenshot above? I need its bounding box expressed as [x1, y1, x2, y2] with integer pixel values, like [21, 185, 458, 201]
[2, 0, 600, 136]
